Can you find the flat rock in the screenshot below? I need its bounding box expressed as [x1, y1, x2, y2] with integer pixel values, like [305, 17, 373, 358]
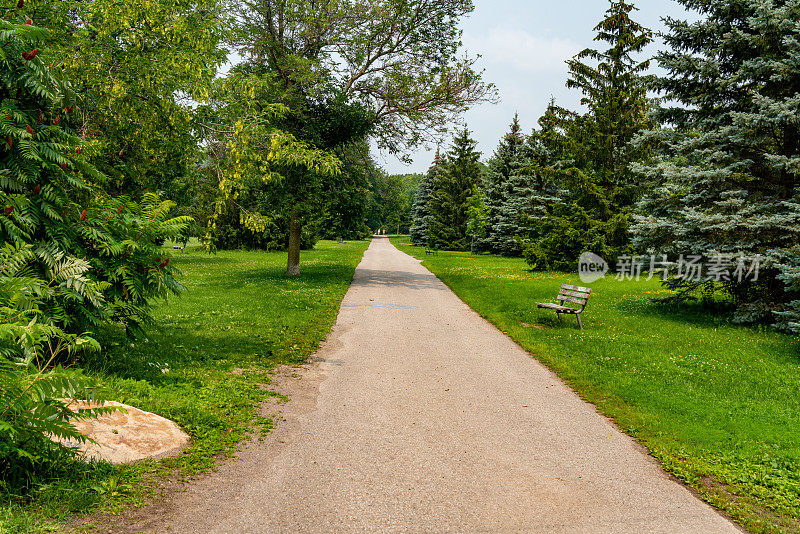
[56, 401, 190, 465]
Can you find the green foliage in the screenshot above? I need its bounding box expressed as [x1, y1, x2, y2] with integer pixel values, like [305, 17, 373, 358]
[428, 126, 484, 250]
[233, 0, 494, 153]
[0, 243, 118, 494]
[229, 0, 494, 273]
[1, 240, 369, 531]
[1, 19, 191, 336]
[465, 185, 487, 238]
[465, 184, 487, 255]
[563, 0, 653, 196]
[323, 145, 380, 240]
[365, 172, 421, 235]
[776, 248, 800, 333]
[521, 1, 652, 270]
[0, 358, 115, 494]
[477, 111, 565, 258]
[522, 199, 619, 272]
[470, 2, 652, 269]
[632, 0, 800, 329]
[196, 72, 347, 252]
[7, 0, 230, 196]
[393, 236, 800, 534]
[409, 150, 442, 246]
[477, 115, 528, 255]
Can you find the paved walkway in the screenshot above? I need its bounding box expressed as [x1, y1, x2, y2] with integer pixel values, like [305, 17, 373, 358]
[124, 237, 740, 533]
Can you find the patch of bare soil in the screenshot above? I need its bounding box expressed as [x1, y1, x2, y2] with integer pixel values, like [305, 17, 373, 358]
[68, 362, 324, 534]
[520, 322, 547, 329]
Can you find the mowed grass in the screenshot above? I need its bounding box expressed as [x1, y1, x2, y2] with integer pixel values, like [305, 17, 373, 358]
[391, 236, 800, 534]
[0, 239, 369, 534]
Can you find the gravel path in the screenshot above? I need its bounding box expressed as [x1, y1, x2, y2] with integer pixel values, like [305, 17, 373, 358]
[118, 237, 740, 533]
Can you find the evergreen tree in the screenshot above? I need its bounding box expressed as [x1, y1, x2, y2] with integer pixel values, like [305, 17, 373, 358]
[502, 104, 567, 261]
[632, 0, 800, 329]
[409, 149, 442, 246]
[777, 251, 800, 333]
[564, 0, 653, 201]
[428, 127, 484, 250]
[477, 115, 531, 255]
[523, 0, 653, 270]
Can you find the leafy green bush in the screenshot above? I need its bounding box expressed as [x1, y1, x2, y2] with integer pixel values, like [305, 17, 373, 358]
[1, 17, 190, 336]
[0, 244, 117, 494]
[0, 357, 116, 494]
[521, 201, 628, 272]
[0, 12, 187, 495]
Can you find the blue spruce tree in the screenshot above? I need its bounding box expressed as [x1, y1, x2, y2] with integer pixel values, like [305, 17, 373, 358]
[478, 115, 529, 255]
[631, 0, 800, 330]
[504, 103, 568, 264]
[408, 149, 442, 246]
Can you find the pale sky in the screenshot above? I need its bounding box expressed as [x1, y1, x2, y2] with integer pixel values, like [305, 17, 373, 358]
[376, 0, 696, 175]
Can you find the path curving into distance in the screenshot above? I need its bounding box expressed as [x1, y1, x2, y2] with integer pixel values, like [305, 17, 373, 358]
[118, 237, 740, 533]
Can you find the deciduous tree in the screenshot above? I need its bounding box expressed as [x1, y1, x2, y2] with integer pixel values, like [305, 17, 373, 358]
[232, 0, 495, 274]
[7, 0, 230, 196]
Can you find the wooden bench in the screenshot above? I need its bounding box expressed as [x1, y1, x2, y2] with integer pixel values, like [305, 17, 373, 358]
[536, 284, 592, 330]
[425, 244, 438, 255]
[172, 240, 187, 253]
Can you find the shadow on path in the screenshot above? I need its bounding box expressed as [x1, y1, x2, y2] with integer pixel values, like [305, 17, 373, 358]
[351, 268, 446, 292]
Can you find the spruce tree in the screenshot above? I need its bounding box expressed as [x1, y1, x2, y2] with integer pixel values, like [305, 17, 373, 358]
[524, 0, 653, 270]
[428, 127, 483, 250]
[502, 104, 567, 261]
[631, 0, 800, 328]
[564, 0, 652, 201]
[478, 115, 527, 254]
[409, 149, 442, 246]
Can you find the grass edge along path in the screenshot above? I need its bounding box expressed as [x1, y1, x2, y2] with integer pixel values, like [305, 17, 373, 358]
[0, 239, 369, 534]
[391, 236, 800, 534]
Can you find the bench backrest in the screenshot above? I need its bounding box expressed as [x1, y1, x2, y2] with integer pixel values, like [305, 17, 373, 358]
[557, 284, 592, 311]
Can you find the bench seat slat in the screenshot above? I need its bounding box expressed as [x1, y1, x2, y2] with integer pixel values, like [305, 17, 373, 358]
[559, 289, 590, 300]
[536, 302, 578, 313]
[558, 295, 587, 306]
[561, 284, 592, 293]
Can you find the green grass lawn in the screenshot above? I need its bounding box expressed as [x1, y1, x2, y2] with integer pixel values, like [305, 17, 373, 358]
[392, 236, 800, 534]
[0, 239, 369, 533]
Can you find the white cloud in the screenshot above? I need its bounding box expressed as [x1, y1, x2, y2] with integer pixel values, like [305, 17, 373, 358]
[464, 28, 581, 74]
[379, 30, 584, 173]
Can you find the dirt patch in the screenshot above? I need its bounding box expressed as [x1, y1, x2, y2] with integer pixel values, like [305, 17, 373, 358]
[521, 322, 547, 330]
[701, 476, 727, 491]
[229, 367, 267, 376]
[698, 476, 799, 533]
[70, 362, 325, 534]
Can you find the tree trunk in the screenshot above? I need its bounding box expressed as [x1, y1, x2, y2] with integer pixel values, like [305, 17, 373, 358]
[287, 213, 301, 276]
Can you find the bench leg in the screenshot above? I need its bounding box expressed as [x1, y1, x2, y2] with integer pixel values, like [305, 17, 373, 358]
[576, 313, 583, 330]
[556, 312, 562, 323]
